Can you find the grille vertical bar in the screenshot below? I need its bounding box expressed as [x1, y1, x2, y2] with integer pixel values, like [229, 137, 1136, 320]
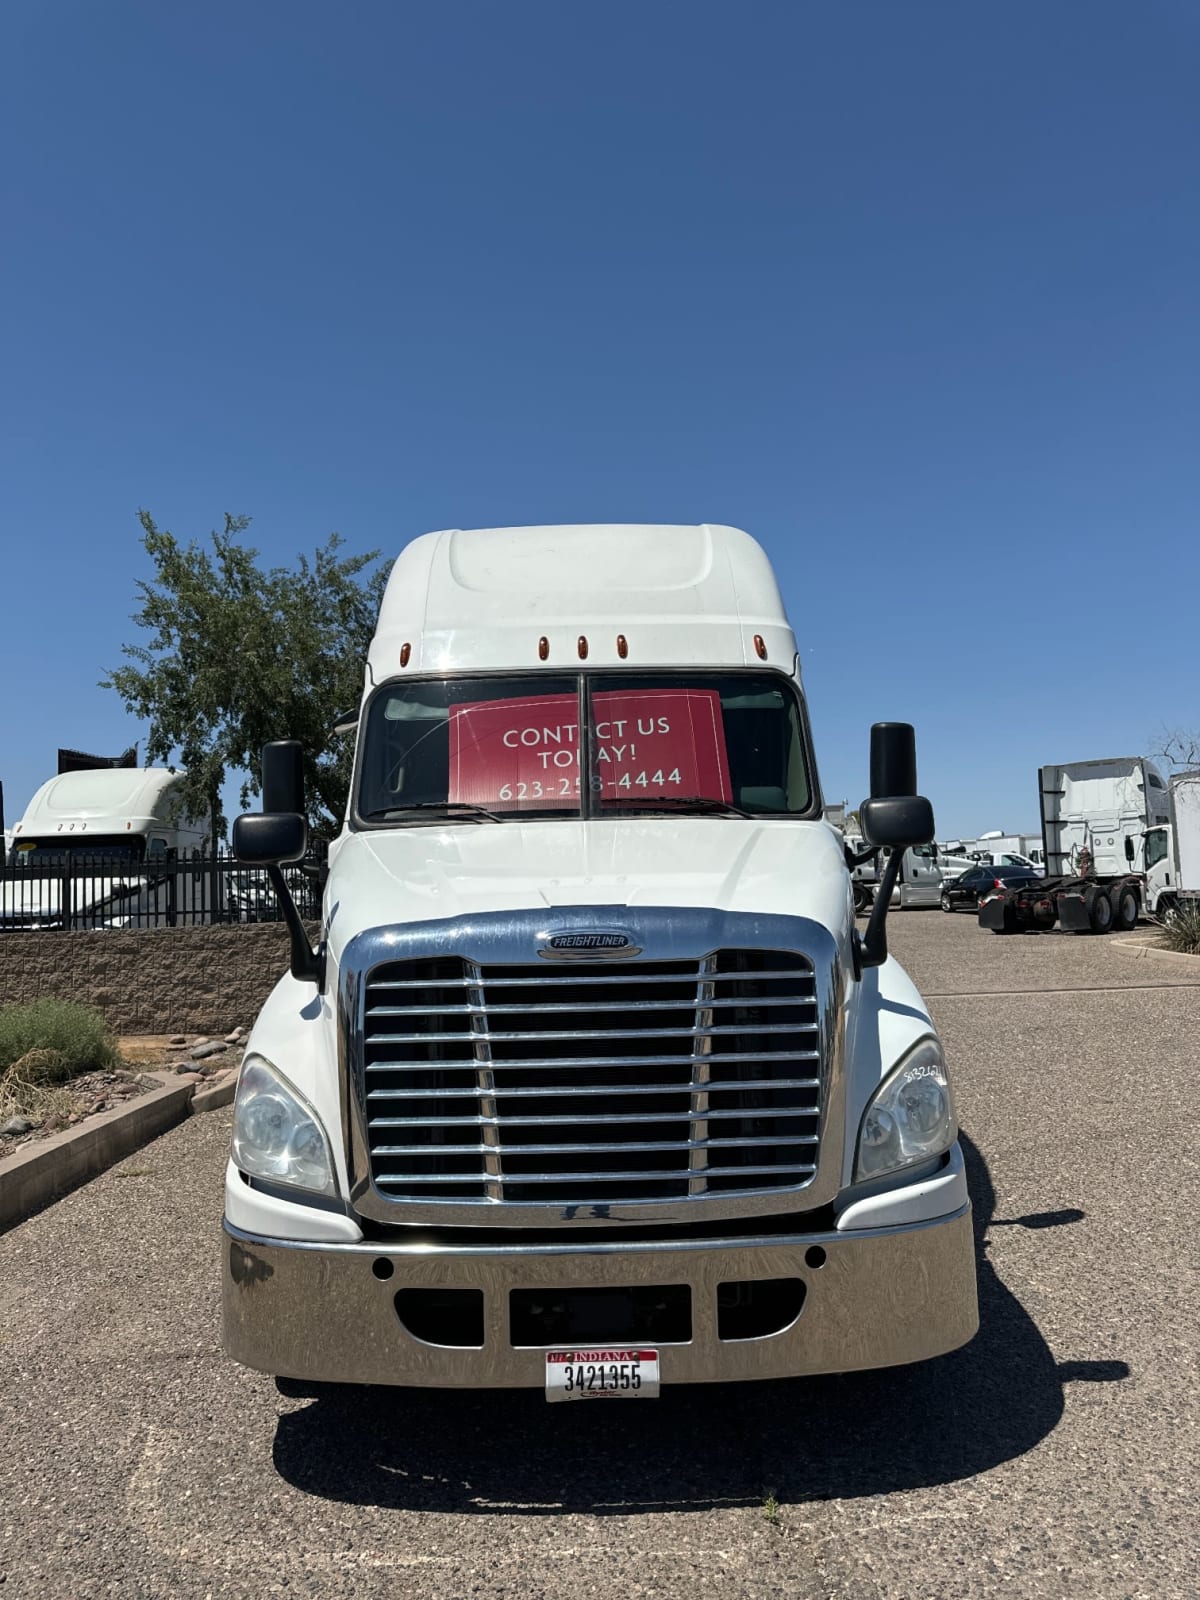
[466, 960, 503, 1202]
[687, 954, 718, 1197]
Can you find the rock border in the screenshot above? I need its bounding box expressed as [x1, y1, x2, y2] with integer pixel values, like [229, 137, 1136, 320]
[0, 1066, 237, 1234]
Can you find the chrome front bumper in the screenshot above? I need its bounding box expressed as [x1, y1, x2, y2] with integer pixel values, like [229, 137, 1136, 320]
[223, 1204, 978, 1387]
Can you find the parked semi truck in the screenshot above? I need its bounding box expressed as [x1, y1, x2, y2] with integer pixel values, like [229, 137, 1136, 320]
[979, 755, 1173, 935]
[1, 767, 209, 928]
[224, 523, 978, 1398]
[849, 841, 945, 912]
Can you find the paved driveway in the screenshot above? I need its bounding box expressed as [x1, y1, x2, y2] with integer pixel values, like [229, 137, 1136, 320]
[1, 915, 1196, 1598]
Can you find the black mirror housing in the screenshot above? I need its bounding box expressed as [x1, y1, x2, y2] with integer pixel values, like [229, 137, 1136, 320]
[262, 740, 305, 816]
[869, 723, 917, 799]
[233, 811, 308, 865]
[859, 795, 935, 850]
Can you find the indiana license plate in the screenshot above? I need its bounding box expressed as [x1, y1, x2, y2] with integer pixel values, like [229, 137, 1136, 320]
[545, 1348, 661, 1401]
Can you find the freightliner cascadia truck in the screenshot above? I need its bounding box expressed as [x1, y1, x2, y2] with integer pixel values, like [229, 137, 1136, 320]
[224, 524, 978, 1400]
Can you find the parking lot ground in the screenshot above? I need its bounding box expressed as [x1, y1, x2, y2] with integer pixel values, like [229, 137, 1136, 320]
[1, 913, 1197, 1599]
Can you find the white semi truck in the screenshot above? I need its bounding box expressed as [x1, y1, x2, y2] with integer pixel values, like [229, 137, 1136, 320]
[980, 755, 1174, 934]
[2, 767, 209, 929]
[847, 840, 945, 912]
[224, 523, 978, 1397]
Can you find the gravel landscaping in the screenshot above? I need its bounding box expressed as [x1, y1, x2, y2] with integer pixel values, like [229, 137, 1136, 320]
[0, 1029, 246, 1161]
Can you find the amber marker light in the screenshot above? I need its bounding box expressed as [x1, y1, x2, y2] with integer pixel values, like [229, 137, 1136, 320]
[754, 634, 768, 660]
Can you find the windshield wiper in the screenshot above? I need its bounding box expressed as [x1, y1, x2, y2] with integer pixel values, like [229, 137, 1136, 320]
[612, 795, 754, 819]
[363, 802, 509, 823]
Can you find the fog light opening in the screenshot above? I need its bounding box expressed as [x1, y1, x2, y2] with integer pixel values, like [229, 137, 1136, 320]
[717, 1277, 806, 1341]
[395, 1288, 484, 1347]
[372, 1257, 394, 1281]
[804, 1246, 827, 1270]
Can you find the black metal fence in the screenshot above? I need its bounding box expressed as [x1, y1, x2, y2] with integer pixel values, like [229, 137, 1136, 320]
[0, 852, 324, 932]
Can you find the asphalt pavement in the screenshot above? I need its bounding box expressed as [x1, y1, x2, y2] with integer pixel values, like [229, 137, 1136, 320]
[1, 913, 1197, 1599]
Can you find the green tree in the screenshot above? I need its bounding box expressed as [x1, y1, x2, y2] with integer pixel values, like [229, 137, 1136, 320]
[103, 511, 387, 838]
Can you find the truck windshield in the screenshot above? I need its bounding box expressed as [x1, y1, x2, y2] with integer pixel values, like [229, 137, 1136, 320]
[356, 672, 812, 822]
[10, 836, 147, 866]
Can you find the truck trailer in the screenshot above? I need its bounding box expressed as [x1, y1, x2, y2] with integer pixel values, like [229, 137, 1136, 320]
[979, 755, 1172, 935]
[223, 523, 978, 1398]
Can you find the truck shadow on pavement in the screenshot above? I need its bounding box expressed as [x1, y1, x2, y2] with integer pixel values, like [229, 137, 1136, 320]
[271, 1131, 1128, 1514]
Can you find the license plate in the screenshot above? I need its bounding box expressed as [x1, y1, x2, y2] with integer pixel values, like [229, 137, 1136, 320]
[545, 1347, 660, 1401]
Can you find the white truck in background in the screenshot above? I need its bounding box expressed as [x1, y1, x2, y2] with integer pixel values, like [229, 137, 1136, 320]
[1, 767, 210, 929]
[849, 839, 944, 912]
[970, 832, 1043, 871]
[980, 755, 1173, 935]
[223, 522, 978, 1398]
[1144, 771, 1200, 919]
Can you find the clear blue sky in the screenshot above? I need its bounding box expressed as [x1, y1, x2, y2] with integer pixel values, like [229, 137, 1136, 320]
[2, 1, 1197, 840]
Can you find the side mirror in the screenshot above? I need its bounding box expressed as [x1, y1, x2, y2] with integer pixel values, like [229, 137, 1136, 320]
[860, 795, 935, 850]
[856, 723, 935, 972]
[870, 722, 917, 799]
[262, 740, 305, 816]
[232, 811, 321, 984]
[233, 812, 308, 865]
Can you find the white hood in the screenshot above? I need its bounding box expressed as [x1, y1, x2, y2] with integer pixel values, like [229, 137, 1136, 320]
[324, 818, 850, 962]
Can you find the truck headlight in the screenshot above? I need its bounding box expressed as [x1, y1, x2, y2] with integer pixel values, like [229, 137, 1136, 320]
[854, 1037, 955, 1182]
[231, 1055, 337, 1197]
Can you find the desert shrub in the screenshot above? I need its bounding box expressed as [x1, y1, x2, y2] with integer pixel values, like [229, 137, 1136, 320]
[0, 999, 119, 1077]
[1158, 902, 1200, 956]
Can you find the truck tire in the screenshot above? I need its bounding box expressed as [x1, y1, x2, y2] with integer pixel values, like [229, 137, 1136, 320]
[1087, 888, 1114, 934]
[1114, 887, 1139, 931]
[853, 883, 871, 915]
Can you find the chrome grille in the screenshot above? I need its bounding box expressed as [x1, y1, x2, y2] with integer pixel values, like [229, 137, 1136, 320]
[360, 949, 821, 1207]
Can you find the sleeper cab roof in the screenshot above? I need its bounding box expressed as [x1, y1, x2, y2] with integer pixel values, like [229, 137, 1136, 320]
[368, 523, 798, 679]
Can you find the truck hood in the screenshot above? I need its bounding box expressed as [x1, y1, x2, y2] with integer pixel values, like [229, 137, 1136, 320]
[324, 818, 850, 963]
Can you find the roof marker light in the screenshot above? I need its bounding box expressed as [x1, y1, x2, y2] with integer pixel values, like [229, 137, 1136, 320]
[754, 634, 768, 660]
[577, 635, 588, 660]
[399, 642, 411, 668]
[616, 634, 628, 659]
[538, 636, 550, 661]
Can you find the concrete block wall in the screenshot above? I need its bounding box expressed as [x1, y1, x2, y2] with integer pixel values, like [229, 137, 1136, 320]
[0, 924, 308, 1034]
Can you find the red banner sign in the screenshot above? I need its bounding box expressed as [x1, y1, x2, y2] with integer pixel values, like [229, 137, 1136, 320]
[448, 689, 731, 809]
